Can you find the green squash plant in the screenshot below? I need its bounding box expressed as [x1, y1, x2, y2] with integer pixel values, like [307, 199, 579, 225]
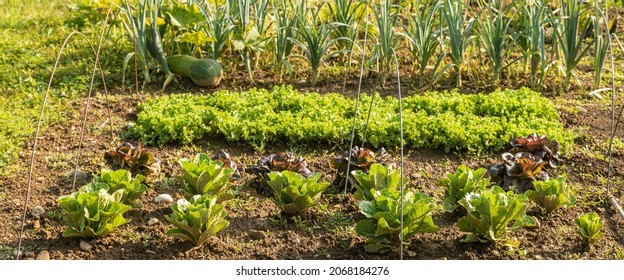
[266, 171, 330, 215]
[57, 189, 131, 238]
[351, 163, 405, 201]
[575, 212, 604, 245]
[356, 189, 439, 253]
[526, 175, 576, 215]
[165, 195, 229, 246]
[457, 186, 536, 243]
[438, 165, 490, 213]
[176, 153, 235, 201]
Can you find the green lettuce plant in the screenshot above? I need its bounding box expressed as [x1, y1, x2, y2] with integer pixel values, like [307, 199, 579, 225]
[457, 186, 536, 243]
[80, 169, 148, 207]
[351, 163, 405, 201]
[526, 176, 576, 214]
[165, 195, 229, 246]
[57, 189, 131, 238]
[176, 153, 235, 201]
[356, 189, 439, 253]
[438, 165, 490, 213]
[575, 212, 604, 245]
[266, 171, 330, 215]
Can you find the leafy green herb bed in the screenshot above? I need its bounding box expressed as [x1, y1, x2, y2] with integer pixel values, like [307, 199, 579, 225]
[133, 86, 572, 153]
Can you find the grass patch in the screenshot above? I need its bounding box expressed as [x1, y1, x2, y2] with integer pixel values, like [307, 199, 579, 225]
[0, 0, 129, 170]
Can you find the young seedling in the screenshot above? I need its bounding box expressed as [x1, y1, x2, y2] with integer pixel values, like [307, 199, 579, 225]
[526, 175, 576, 215]
[575, 212, 604, 245]
[266, 171, 330, 215]
[438, 165, 489, 213]
[165, 194, 229, 247]
[457, 186, 536, 243]
[356, 189, 438, 253]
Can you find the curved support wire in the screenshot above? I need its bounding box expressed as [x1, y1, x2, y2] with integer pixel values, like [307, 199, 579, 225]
[16, 4, 114, 259]
[391, 48, 404, 260]
[344, 2, 370, 194]
[603, 1, 624, 220]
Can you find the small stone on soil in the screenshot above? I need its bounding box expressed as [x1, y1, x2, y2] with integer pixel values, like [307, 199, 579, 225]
[411, 173, 422, 179]
[588, 92, 604, 100]
[24, 251, 35, 258]
[146, 249, 156, 255]
[69, 170, 88, 181]
[80, 240, 92, 252]
[249, 230, 266, 240]
[147, 218, 160, 226]
[36, 251, 50, 260]
[33, 220, 40, 229]
[32, 206, 45, 218]
[154, 194, 173, 203]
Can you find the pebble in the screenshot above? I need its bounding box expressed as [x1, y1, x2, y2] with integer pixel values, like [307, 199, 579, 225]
[154, 194, 173, 203]
[249, 230, 266, 240]
[533, 217, 541, 229]
[33, 220, 41, 229]
[79, 240, 92, 252]
[145, 249, 156, 255]
[70, 170, 88, 181]
[589, 92, 604, 100]
[574, 106, 588, 113]
[147, 218, 160, 226]
[411, 173, 422, 179]
[36, 251, 50, 260]
[32, 206, 45, 218]
[24, 251, 35, 258]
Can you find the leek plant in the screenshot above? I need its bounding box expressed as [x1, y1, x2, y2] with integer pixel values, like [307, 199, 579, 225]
[274, 0, 303, 82]
[326, 0, 364, 64]
[229, 0, 269, 82]
[370, 0, 399, 87]
[252, 0, 270, 68]
[290, 1, 347, 85]
[592, 4, 610, 89]
[476, 0, 516, 84]
[441, 0, 476, 87]
[518, 0, 552, 90]
[195, 0, 235, 60]
[551, 0, 592, 90]
[117, 0, 173, 87]
[401, 0, 449, 87]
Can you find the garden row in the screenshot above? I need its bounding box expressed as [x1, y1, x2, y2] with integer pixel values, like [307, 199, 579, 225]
[132, 86, 573, 153]
[55, 136, 603, 254]
[113, 0, 614, 89]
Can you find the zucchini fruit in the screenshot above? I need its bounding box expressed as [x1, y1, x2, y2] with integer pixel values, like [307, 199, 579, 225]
[166, 55, 223, 87]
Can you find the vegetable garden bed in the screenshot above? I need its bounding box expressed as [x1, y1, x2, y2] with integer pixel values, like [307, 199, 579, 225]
[1, 0, 624, 261]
